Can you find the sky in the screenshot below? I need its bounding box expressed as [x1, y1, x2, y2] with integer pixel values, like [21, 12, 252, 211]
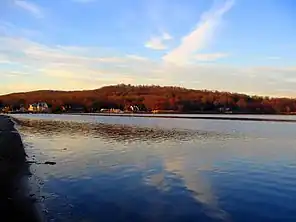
[0, 0, 295, 97]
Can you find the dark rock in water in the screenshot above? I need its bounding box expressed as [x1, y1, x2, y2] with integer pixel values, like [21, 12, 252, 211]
[26, 160, 37, 164]
[27, 160, 57, 165]
[44, 161, 56, 165]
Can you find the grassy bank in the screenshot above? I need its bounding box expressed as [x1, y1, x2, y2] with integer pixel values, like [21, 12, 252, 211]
[0, 115, 41, 222]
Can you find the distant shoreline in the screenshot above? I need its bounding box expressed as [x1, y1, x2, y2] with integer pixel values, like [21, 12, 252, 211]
[9, 112, 296, 123]
[1, 84, 296, 116]
[71, 113, 296, 122]
[4, 111, 296, 115]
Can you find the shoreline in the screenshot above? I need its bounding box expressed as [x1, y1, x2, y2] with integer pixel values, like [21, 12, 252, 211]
[64, 113, 296, 123]
[9, 112, 296, 123]
[0, 115, 42, 222]
[5, 111, 296, 115]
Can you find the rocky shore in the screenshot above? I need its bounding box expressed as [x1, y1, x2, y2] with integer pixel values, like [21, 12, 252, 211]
[0, 115, 41, 222]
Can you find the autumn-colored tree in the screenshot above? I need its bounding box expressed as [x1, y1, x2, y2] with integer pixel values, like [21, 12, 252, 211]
[1, 84, 296, 114]
[236, 98, 247, 110]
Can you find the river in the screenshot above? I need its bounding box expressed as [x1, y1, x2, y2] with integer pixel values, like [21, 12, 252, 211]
[11, 114, 296, 222]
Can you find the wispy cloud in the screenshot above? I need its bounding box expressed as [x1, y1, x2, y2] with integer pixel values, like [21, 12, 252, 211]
[1, 36, 296, 97]
[126, 54, 149, 61]
[0, 36, 157, 81]
[14, 0, 43, 18]
[145, 32, 172, 50]
[0, 20, 42, 38]
[195, 53, 228, 62]
[4, 71, 29, 78]
[163, 0, 234, 65]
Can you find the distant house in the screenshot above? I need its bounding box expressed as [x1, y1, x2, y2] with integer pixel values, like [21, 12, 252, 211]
[123, 105, 140, 113]
[100, 108, 124, 114]
[1, 106, 11, 113]
[129, 105, 140, 112]
[100, 108, 109, 113]
[28, 102, 49, 113]
[219, 107, 232, 113]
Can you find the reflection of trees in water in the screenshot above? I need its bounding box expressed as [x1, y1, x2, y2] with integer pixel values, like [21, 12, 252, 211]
[18, 119, 232, 143]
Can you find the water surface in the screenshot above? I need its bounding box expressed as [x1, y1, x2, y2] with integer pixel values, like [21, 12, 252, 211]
[12, 114, 296, 222]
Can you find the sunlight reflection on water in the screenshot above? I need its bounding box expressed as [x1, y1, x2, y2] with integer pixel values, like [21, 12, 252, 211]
[12, 114, 296, 222]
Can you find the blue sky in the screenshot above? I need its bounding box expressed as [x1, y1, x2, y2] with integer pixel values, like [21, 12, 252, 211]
[0, 0, 295, 96]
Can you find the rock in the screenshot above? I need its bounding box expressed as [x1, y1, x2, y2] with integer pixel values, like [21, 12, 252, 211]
[44, 161, 56, 165]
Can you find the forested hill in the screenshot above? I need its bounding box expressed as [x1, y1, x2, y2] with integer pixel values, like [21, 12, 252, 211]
[0, 84, 296, 114]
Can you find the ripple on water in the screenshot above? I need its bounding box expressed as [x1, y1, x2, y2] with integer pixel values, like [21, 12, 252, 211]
[14, 116, 296, 222]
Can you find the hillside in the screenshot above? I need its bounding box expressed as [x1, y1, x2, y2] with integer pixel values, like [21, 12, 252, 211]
[0, 84, 296, 114]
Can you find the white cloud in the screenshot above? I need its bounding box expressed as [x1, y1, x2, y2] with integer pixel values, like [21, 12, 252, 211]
[14, 0, 43, 18]
[0, 52, 14, 64]
[195, 53, 228, 61]
[145, 32, 172, 50]
[145, 37, 167, 50]
[126, 54, 149, 61]
[1, 36, 296, 97]
[0, 37, 127, 65]
[0, 36, 161, 88]
[4, 71, 29, 78]
[163, 0, 234, 65]
[162, 32, 172, 40]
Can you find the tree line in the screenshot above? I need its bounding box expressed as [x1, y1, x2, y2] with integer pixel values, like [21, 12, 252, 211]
[0, 84, 296, 114]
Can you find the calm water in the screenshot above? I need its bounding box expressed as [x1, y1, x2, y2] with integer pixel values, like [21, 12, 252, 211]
[11, 114, 296, 222]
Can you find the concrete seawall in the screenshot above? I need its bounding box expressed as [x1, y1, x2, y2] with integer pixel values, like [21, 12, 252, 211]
[0, 115, 41, 222]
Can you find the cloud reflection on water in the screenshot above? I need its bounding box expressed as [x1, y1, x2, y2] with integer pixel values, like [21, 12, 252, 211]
[18, 118, 234, 221]
[13, 115, 296, 222]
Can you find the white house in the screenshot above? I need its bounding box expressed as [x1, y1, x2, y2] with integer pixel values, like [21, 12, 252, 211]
[28, 102, 49, 113]
[129, 105, 140, 112]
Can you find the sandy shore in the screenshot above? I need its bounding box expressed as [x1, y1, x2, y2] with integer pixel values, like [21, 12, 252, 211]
[0, 115, 41, 222]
